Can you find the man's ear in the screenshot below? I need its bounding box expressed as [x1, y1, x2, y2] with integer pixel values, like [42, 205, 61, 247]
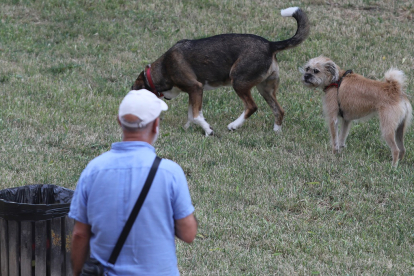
[152, 117, 160, 133]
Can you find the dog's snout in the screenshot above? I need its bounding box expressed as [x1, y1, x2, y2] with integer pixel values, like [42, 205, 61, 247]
[304, 73, 312, 80]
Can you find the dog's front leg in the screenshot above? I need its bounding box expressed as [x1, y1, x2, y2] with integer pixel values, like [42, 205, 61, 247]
[339, 119, 352, 150]
[227, 87, 257, 131]
[184, 103, 193, 130]
[189, 90, 214, 136]
[227, 111, 246, 131]
[329, 117, 339, 153]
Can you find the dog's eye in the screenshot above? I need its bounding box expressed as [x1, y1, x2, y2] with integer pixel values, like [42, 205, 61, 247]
[305, 67, 310, 72]
[314, 69, 320, 74]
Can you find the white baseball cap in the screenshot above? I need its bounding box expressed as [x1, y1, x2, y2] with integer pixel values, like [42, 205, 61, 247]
[118, 89, 168, 128]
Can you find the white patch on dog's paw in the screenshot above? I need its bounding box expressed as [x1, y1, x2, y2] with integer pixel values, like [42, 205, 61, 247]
[205, 128, 214, 136]
[273, 123, 282, 133]
[193, 115, 212, 135]
[227, 112, 245, 130]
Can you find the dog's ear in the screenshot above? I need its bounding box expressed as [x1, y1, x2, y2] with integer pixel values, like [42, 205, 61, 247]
[325, 62, 339, 82]
[131, 71, 145, 90]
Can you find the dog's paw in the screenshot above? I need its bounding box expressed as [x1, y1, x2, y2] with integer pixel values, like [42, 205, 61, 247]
[227, 113, 246, 131]
[184, 121, 191, 130]
[332, 146, 340, 154]
[205, 128, 214, 136]
[227, 122, 238, 131]
[399, 150, 405, 160]
[227, 121, 242, 130]
[273, 124, 282, 133]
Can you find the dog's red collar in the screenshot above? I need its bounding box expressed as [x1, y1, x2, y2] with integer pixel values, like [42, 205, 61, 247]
[145, 65, 164, 98]
[324, 82, 339, 91]
[323, 70, 353, 92]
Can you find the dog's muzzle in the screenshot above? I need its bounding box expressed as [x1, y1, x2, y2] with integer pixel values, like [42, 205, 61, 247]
[304, 73, 312, 82]
[303, 73, 315, 84]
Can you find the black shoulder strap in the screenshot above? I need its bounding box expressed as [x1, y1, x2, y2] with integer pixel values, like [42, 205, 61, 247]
[108, 156, 162, 265]
[337, 69, 353, 87]
[337, 69, 353, 117]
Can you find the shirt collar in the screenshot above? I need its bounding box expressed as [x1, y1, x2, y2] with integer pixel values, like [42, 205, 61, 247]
[111, 141, 155, 152]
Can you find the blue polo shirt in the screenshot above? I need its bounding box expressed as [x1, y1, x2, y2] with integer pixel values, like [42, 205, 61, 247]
[69, 141, 194, 275]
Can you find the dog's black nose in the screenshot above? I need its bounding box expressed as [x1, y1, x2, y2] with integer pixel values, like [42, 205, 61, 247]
[304, 73, 312, 81]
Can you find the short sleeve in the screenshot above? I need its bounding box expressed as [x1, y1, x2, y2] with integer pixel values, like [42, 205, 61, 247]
[68, 170, 90, 224]
[171, 165, 194, 220]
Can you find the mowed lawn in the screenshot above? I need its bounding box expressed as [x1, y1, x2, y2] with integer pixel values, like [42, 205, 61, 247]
[1, 0, 414, 274]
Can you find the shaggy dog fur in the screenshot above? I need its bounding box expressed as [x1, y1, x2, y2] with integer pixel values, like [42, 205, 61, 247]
[300, 56, 412, 167]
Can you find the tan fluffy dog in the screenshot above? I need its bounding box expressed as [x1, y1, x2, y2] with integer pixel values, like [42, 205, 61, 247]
[300, 56, 412, 167]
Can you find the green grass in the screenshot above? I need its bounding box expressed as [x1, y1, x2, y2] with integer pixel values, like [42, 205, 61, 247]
[1, 0, 414, 274]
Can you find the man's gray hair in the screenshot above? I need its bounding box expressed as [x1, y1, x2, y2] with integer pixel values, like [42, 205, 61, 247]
[119, 115, 148, 131]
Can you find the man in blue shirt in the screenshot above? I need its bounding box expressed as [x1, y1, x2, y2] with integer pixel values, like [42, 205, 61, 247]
[69, 89, 197, 275]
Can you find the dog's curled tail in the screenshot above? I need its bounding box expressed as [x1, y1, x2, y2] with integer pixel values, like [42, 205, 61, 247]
[385, 68, 413, 133]
[384, 68, 406, 89]
[270, 7, 310, 53]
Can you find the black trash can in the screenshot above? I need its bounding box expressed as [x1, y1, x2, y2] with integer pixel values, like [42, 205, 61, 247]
[0, 184, 75, 276]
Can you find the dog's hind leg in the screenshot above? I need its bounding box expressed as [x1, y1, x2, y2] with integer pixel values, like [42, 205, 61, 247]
[395, 100, 412, 160]
[256, 72, 284, 133]
[379, 112, 400, 167]
[395, 120, 406, 160]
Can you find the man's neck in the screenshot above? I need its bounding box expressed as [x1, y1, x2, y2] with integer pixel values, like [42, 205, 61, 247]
[122, 133, 152, 144]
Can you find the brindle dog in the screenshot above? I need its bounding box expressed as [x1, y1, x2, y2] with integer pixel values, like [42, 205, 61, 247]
[132, 7, 310, 136]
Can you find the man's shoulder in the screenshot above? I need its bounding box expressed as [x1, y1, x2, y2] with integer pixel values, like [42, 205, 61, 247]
[87, 150, 113, 166]
[159, 158, 185, 175]
[81, 150, 115, 174]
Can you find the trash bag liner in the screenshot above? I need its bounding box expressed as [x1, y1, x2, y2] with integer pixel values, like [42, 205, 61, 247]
[0, 184, 74, 221]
